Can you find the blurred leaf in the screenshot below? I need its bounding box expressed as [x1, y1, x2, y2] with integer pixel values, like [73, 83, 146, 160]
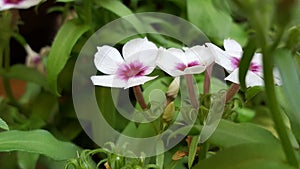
[276, 87, 300, 142]
[187, 0, 232, 40]
[188, 135, 199, 169]
[17, 152, 39, 169]
[286, 26, 300, 52]
[274, 49, 300, 138]
[95, 87, 128, 131]
[235, 108, 256, 122]
[0, 117, 9, 131]
[47, 19, 90, 96]
[193, 143, 294, 169]
[0, 130, 79, 160]
[0, 64, 48, 90]
[98, 0, 132, 17]
[245, 86, 264, 100]
[156, 140, 164, 169]
[207, 120, 278, 147]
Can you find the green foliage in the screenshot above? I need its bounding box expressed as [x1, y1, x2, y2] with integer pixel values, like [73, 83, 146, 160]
[47, 19, 90, 96]
[0, 130, 79, 160]
[193, 143, 294, 169]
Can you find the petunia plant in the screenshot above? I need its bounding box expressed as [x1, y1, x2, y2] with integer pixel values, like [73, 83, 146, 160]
[0, 0, 300, 169]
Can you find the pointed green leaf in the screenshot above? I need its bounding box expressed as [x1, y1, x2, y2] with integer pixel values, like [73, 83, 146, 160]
[0, 130, 79, 160]
[188, 135, 200, 169]
[0, 117, 9, 131]
[47, 19, 90, 95]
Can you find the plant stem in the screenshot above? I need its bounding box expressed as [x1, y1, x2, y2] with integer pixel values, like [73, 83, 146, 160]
[133, 85, 147, 110]
[184, 74, 199, 109]
[203, 65, 212, 94]
[198, 141, 209, 160]
[225, 83, 240, 103]
[262, 48, 298, 167]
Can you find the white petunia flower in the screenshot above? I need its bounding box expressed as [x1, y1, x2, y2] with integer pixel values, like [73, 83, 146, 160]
[157, 45, 214, 77]
[0, 0, 44, 11]
[91, 38, 159, 89]
[207, 38, 280, 87]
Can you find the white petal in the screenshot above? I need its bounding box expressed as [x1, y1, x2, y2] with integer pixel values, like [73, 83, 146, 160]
[91, 75, 126, 88]
[225, 69, 264, 87]
[122, 37, 157, 61]
[0, 0, 43, 10]
[252, 53, 263, 67]
[245, 71, 265, 87]
[124, 49, 158, 75]
[186, 45, 215, 66]
[157, 48, 187, 77]
[183, 65, 206, 75]
[224, 38, 243, 53]
[206, 43, 234, 72]
[125, 76, 158, 89]
[94, 46, 124, 74]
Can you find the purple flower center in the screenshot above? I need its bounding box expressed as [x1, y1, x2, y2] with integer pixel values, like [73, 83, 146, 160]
[231, 57, 261, 72]
[176, 61, 200, 71]
[4, 0, 23, 4]
[116, 61, 148, 81]
[32, 55, 41, 64]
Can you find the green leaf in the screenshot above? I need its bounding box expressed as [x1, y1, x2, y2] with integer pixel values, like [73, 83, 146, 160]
[238, 37, 257, 90]
[245, 86, 264, 100]
[0, 130, 79, 160]
[199, 91, 226, 143]
[98, 0, 132, 17]
[17, 152, 39, 169]
[187, 0, 232, 41]
[274, 49, 300, 137]
[235, 108, 256, 122]
[156, 140, 164, 169]
[47, 19, 90, 96]
[0, 117, 9, 131]
[0, 64, 48, 90]
[193, 143, 294, 169]
[207, 120, 278, 147]
[188, 135, 200, 169]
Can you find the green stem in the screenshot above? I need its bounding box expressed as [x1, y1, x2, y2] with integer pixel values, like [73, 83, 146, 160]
[198, 142, 209, 160]
[262, 47, 298, 168]
[184, 74, 199, 109]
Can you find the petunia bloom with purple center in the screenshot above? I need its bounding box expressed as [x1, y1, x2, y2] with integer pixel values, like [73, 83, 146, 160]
[207, 38, 281, 87]
[157, 45, 214, 77]
[91, 38, 159, 89]
[0, 0, 43, 11]
[116, 61, 149, 81]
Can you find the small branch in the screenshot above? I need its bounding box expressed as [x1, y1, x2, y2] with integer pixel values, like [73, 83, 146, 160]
[225, 83, 240, 103]
[203, 65, 212, 94]
[184, 74, 199, 109]
[133, 85, 147, 110]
